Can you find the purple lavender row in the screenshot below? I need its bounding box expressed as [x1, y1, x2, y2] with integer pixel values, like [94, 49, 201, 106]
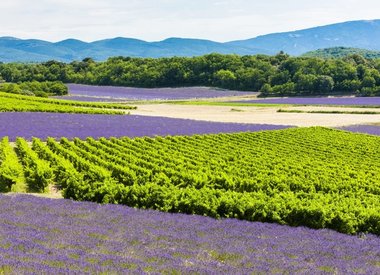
[233, 97, 380, 106]
[51, 95, 131, 102]
[0, 194, 378, 274]
[338, 125, 380, 136]
[65, 84, 254, 101]
[0, 112, 291, 141]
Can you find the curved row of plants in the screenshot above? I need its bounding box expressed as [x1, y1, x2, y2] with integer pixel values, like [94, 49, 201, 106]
[0, 127, 379, 235]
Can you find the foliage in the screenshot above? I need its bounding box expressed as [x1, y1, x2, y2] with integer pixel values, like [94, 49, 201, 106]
[303, 47, 380, 59]
[0, 81, 68, 97]
[1, 128, 380, 235]
[0, 137, 25, 192]
[15, 138, 52, 192]
[2, 54, 380, 96]
[0, 92, 135, 115]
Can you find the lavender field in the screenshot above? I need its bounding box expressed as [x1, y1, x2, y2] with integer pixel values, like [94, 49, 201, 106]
[61, 84, 254, 101]
[0, 194, 379, 274]
[338, 125, 380, 136]
[236, 97, 380, 106]
[0, 112, 290, 141]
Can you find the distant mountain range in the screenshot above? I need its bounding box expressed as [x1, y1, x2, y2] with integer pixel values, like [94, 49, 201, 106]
[303, 47, 380, 59]
[2, 19, 380, 62]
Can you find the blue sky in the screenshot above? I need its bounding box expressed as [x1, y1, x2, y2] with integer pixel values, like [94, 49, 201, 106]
[0, 0, 379, 42]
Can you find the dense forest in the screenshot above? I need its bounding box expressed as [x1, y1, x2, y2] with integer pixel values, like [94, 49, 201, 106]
[303, 47, 380, 60]
[1, 53, 380, 97]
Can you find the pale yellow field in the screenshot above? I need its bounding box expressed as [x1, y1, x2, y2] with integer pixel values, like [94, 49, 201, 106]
[130, 104, 380, 127]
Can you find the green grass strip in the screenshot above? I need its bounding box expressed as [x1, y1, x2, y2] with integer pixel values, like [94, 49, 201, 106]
[278, 109, 380, 114]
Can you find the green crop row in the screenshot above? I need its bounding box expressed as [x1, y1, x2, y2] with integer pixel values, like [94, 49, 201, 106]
[278, 109, 380, 114]
[0, 127, 379, 235]
[0, 92, 136, 110]
[0, 137, 26, 192]
[15, 138, 53, 193]
[0, 93, 134, 115]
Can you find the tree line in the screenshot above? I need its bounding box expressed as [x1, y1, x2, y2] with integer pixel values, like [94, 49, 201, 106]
[1, 53, 380, 96]
[0, 81, 68, 97]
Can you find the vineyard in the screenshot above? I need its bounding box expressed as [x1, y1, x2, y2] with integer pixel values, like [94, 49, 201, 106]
[0, 92, 135, 114]
[1, 127, 380, 235]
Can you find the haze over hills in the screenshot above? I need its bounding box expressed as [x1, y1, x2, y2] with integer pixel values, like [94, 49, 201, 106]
[1, 19, 380, 62]
[0, 36, 267, 62]
[228, 19, 380, 55]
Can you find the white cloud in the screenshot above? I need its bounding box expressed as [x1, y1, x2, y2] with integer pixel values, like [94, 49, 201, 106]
[0, 0, 379, 42]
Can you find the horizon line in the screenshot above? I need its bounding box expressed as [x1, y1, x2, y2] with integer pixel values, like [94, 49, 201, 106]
[0, 18, 377, 44]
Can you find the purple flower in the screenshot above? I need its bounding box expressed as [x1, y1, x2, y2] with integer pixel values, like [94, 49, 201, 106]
[338, 125, 380, 136]
[60, 84, 254, 101]
[0, 112, 291, 141]
[0, 194, 378, 274]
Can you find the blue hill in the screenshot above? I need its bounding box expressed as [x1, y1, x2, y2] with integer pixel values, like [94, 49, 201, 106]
[1, 19, 380, 62]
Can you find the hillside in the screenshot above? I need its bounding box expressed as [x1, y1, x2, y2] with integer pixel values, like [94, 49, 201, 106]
[302, 47, 380, 59]
[1, 20, 380, 62]
[0, 37, 261, 62]
[228, 20, 380, 55]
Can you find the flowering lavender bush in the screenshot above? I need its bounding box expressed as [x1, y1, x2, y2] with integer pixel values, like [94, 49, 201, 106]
[51, 95, 127, 102]
[0, 194, 379, 274]
[65, 84, 254, 101]
[0, 112, 291, 141]
[338, 125, 380, 136]
[236, 97, 380, 106]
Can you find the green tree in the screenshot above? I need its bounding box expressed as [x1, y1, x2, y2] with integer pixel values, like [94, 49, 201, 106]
[259, 84, 272, 96]
[314, 76, 334, 94]
[213, 69, 237, 89]
[362, 76, 376, 88]
[294, 73, 317, 94]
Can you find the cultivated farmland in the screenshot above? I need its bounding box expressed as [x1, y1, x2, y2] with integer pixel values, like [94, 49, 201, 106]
[233, 96, 380, 106]
[129, 103, 380, 127]
[339, 124, 380, 136]
[0, 112, 290, 141]
[1, 128, 380, 236]
[0, 194, 378, 274]
[59, 84, 255, 101]
[1, 65, 380, 273]
[0, 92, 135, 115]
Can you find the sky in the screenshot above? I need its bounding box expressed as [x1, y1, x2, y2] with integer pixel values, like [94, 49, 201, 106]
[0, 0, 379, 42]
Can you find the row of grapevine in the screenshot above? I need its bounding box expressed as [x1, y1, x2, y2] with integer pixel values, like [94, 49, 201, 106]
[0, 95, 127, 115]
[32, 138, 82, 189]
[15, 138, 53, 192]
[38, 128, 380, 234]
[0, 91, 135, 110]
[0, 127, 379, 235]
[0, 137, 25, 192]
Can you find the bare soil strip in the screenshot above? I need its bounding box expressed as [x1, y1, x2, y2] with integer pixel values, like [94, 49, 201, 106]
[130, 104, 380, 127]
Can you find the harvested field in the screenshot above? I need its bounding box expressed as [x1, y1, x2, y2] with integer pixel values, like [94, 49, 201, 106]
[130, 104, 380, 127]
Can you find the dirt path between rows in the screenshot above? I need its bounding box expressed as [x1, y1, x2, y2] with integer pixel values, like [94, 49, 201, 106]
[130, 104, 380, 127]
